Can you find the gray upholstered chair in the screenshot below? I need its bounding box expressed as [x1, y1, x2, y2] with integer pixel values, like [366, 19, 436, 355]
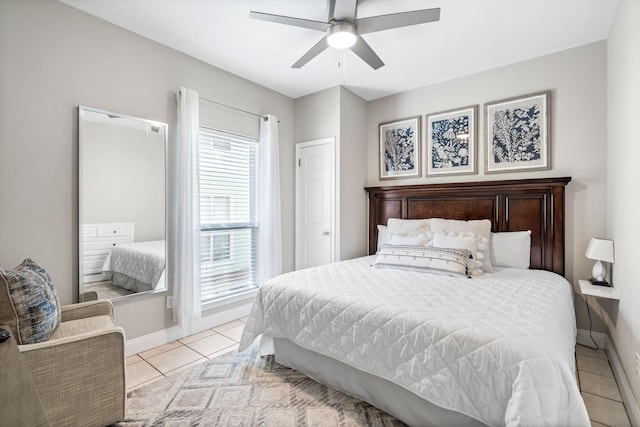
[1, 259, 126, 426]
[7, 299, 126, 426]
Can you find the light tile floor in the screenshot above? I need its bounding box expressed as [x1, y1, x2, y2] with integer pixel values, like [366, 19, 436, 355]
[576, 345, 632, 427]
[127, 321, 633, 426]
[126, 317, 247, 391]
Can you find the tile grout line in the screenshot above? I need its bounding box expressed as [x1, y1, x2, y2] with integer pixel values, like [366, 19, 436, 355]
[582, 390, 627, 404]
[576, 349, 631, 425]
[138, 325, 241, 372]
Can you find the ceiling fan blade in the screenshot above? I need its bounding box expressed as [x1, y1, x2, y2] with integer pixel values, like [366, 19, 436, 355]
[327, 0, 336, 22]
[249, 11, 330, 32]
[355, 8, 440, 34]
[292, 36, 329, 68]
[350, 35, 384, 70]
[332, 0, 358, 21]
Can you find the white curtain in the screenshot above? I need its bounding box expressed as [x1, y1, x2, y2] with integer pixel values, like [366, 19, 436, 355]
[259, 114, 282, 285]
[173, 87, 201, 332]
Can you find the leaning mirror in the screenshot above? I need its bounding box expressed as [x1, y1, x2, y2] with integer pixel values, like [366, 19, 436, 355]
[79, 106, 167, 301]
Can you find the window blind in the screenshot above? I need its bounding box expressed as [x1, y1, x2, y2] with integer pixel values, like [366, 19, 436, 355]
[199, 128, 259, 303]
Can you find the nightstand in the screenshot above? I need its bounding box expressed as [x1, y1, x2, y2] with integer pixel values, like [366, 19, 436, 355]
[578, 279, 620, 300]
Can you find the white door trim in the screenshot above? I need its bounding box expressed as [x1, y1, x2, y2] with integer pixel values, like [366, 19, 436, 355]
[295, 137, 338, 270]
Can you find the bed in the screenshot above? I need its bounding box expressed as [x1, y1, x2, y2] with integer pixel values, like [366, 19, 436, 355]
[101, 240, 166, 293]
[239, 177, 588, 426]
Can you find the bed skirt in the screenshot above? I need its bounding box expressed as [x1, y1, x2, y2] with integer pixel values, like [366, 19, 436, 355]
[272, 337, 486, 427]
[111, 272, 153, 293]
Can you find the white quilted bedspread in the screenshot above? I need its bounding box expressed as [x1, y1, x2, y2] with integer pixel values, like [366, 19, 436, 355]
[102, 240, 165, 287]
[239, 256, 590, 427]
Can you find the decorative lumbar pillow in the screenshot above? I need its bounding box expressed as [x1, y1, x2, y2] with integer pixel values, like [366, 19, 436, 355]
[0, 259, 61, 344]
[431, 218, 493, 273]
[374, 244, 472, 278]
[491, 231, 532, 269]
[432, 233, 483, 276]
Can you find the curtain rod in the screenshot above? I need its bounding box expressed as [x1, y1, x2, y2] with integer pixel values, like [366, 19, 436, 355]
[199, 96, 272, 121]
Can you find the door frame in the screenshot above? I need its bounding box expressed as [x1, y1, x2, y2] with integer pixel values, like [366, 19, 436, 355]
[295, 137, 339, 270]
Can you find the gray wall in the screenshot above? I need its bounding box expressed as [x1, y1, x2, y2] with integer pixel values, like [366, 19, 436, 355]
[295, 87, 341, 261]
[367, 41, 609, 333]
[82, 120, 165, 242]
[338, 87, 368, 260]
[607, 0, 640, 408]
[294, 86, 368, 263]
[0, 0, 295, 339]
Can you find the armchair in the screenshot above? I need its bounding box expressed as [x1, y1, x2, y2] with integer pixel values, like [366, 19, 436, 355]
[11, 300, 126, 426]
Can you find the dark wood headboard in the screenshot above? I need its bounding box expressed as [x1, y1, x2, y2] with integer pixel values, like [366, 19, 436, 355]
[365, 177, 571, 276]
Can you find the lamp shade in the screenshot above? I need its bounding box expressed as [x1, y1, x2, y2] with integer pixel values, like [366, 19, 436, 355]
[585, 238, 614, 263]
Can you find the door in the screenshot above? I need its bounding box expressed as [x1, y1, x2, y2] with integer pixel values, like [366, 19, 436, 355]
[296, 138, 336, 270]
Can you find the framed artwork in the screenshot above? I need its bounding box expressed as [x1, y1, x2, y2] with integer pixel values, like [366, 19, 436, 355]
[485, 91, 551, 173]
[426, 105, 477, 176]
[379, 116, 421, 179]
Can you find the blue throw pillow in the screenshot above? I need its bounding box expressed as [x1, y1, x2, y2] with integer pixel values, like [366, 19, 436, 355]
[0, 259, 61, 344]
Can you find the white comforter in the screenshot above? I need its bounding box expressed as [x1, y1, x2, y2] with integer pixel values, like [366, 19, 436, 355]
[239, 256, 590, 427]
[102, 240, 165, 288]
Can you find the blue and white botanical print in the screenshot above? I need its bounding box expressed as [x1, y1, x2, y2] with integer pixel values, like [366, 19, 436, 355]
[384, 125, 415, 173]
[430, 115, 470, 169]
[491, 104, 541, 163]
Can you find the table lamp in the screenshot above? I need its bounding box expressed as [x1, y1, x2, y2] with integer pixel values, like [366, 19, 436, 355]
[585, 238, 614, 286]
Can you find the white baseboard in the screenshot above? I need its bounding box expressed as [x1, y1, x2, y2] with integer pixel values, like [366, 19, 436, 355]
[125, 300, 252, 356]
[577, 328, 640, 427]
[606, 341, 640, 427]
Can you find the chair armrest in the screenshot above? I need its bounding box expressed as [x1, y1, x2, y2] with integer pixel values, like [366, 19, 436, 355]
[61, 299, 114, 321]
[18, 325, 123, 352]
[18, 327, 126, 426]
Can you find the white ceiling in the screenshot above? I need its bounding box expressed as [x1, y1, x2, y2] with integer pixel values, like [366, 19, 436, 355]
[58, 0, 618, 101]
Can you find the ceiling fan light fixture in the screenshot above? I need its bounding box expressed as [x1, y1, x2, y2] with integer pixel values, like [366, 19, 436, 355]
[327, 23, 357, 49]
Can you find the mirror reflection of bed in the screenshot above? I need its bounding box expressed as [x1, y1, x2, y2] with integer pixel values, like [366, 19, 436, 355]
[82, 223, 166, 300]
[79, 106, 167, 301]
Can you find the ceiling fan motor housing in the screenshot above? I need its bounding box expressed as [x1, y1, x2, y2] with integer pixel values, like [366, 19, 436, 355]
[327, 22, 357, 49]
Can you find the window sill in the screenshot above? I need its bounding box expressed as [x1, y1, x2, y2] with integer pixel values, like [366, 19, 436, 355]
[201, 288, 259, 312]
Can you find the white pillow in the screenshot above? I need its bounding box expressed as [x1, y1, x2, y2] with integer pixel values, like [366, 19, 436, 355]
[374, 245, 472, 278]
[491, 231, 531, 269]
[377, 225, 389, 251]
[431, 218, 493, 273]
[432, 234, 483, 276]
[389, 233, 431, 246]
[387, 218, 431, 236]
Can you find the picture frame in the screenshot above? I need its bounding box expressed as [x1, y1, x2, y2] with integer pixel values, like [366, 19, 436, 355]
[425, 105, 477, 176]
[379, 116, 421, 179]
[485, 91, 551, 173]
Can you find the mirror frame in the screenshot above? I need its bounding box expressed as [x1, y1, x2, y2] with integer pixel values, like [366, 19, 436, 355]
[78, 105, 168, 302]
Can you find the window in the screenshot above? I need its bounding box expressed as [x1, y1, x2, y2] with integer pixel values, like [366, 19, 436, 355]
[201, 232, 231, 263]
[201, 195, 230, 224]
[199, 128, 259, 303]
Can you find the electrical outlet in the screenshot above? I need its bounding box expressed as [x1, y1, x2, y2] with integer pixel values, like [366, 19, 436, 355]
[166, 296, 173, 309]
[636, 352, 640, 378]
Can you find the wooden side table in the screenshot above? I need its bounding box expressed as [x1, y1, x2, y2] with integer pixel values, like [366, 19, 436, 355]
[0, 325, 50, 427]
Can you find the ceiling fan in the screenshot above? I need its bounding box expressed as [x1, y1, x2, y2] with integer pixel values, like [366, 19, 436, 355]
[249, 0, 440, 70]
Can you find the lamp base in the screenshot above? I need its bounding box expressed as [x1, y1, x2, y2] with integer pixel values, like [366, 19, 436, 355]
[591, 260, 607, 282]
[590, 277, 611, 287]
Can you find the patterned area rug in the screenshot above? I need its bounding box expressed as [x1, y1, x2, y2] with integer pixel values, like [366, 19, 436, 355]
[118, 343, 405, 426]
